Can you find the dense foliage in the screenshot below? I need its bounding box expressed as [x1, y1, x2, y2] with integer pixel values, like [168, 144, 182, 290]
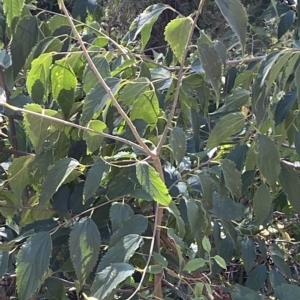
[0, 0, 300, 299]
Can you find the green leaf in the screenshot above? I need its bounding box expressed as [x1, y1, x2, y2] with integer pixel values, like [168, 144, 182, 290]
[109, 214, 148, 246]
[80, 78, 121, 125]
[147, 265, 163, 274]
[136, 161, 172, 206]
[23, 104, 62, 153]
[83, 56, 110, 93]
[131, 90, 159, 125]
[109, 202, 134, 232]
[212, 193, 245, 222]
[241, 238, 256, 274]
[295, 131, 300, 156]
[184, 197, 202, 238]
[92, 263, 135, 299]
[212, 89, 250, 114]
[245, 265, 267, 291]
[213, 255, 226, 269]
[169, 127, 186, 165]
[278, 11, 295, 40]
[11, 16, 39, 79]
[39, 158, 79, 206]
[153, 252, 168, 267]
[82, 120, 106, 153]
[123, 4, 168, 46]
[221, 159, 242, 198]
[8, 156, 34, 200]
[16, 232, 52, 300]
[230, 284, 262, 300]
[164, 17, 192, 62]
[198, 173, 214, 209]
[44, 277, 68, 300]
[183, 258, 206, 272]
[257, 134, 280, 189]
[202, 236, 211, 253]
[198, 42, 222, 104]
[0, 251, 9, 278]
[269, 270, 287, 290]
[26, 53, 53, 104]
[215, 0, 248, 56]
[83, 159, 107, 202]
[97, 234, 142, 272]
[69, 217, 101, 286]
[274, 92, 297, 126]
[207, 112, 245, 149]
[272, 255, 291, 278]
[279, 161, 300, 213]
[51, 59, 77, 118]
[253, 183, 272, 225]
[296, 64, 300, 108]
[120, 77, 150, 105]
[3, 0, 24, 28]
[275, 283, 300, 300]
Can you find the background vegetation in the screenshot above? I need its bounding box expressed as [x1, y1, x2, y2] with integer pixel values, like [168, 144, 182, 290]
[0, 0, 299, 299]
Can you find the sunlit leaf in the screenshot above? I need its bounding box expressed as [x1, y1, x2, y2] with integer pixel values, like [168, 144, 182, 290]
[136, 161, 172, 206]
[82, 120, 106, 153]
[164, 17, 192, 62]
[92, 263, 135, 299]
[26, 53, 53, 104]
[39, 158, 79, 206]
[8, 156, 34, 200]
[131, 90, 159, 125]
[69, 217, 101, 286]
[3, 0, 25, 28]
[51, 59, 77, 118]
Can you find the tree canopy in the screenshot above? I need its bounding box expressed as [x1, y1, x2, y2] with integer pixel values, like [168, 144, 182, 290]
[0, 0, 299, 299]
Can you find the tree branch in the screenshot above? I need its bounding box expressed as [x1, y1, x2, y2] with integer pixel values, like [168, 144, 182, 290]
[0, 103, 146, 152]
[59, 0, 153, 158]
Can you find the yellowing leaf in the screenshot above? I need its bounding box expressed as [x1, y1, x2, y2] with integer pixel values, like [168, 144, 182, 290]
[165, 17, 192, 62]
[136, 162, 171, 206]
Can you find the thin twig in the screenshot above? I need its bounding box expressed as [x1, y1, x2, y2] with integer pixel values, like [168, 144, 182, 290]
[0, 103, 146, 152]
[156, 0, 206, 153]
